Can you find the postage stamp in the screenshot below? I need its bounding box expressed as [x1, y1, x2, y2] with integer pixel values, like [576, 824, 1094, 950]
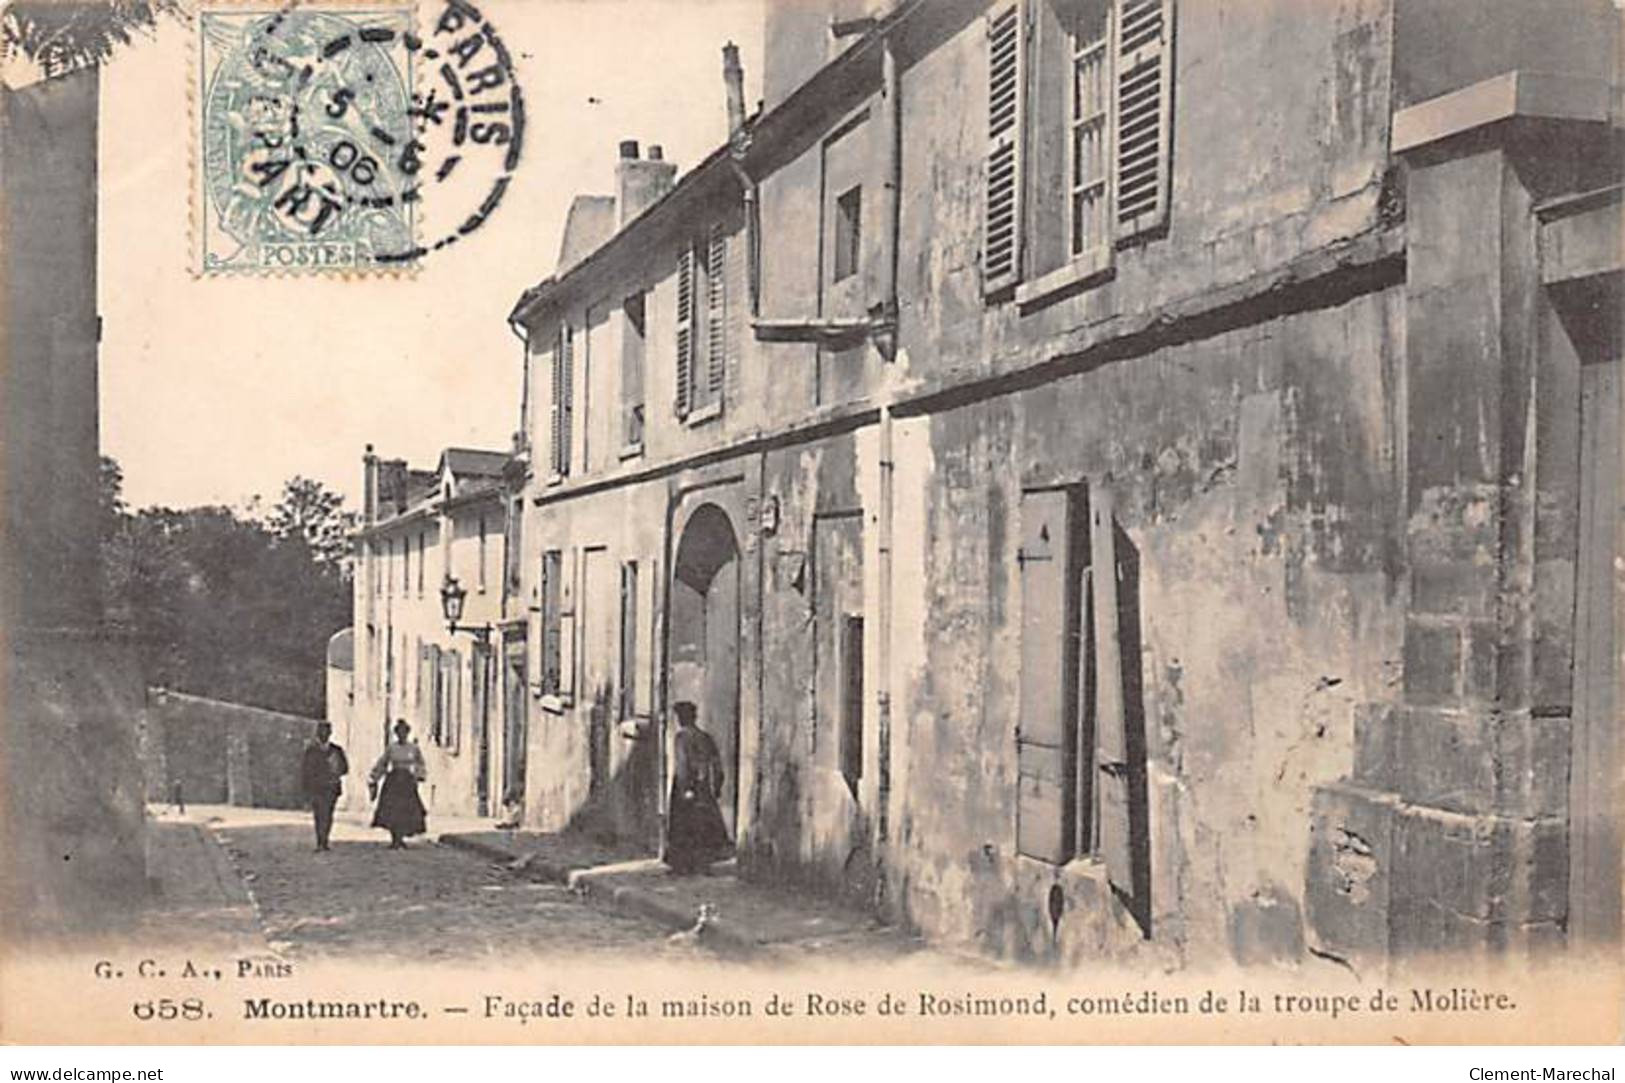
[195, 4, 418, 274]
[193, 1, 525, 276]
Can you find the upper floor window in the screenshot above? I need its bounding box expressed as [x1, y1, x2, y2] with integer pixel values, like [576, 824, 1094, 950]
[549, 324, 574, 479]
[621, 291, 646, 454]
[477, 513, 488, 593]
[985, 0, 1174, 299]
[675, 228, 726, 423]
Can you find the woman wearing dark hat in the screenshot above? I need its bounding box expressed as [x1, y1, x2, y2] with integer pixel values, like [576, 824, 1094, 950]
[662, 701, 733, 875]
[368, 719, 428, 850]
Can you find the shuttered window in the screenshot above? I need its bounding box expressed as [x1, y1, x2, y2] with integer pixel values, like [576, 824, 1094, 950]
[1113, 0, 1171, 239]
[1016, 482, 1149, 935]
[983, 3, 1022, 293]
[995, 0, 1173, 298]
[550, 324, 573, 478]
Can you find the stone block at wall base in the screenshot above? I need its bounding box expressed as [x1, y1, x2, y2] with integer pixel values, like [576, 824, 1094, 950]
[1307, 779, 1571, 970]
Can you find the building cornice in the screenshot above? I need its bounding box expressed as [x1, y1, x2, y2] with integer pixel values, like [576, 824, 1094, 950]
[1392, 70, 1620, 156]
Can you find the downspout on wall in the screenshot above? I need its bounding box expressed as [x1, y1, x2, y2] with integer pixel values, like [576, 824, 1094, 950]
[723, 42, 761, 314]
[873, 34, 902, 877]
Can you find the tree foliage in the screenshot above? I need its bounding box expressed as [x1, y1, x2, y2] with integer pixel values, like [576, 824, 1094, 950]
[2, 0, 181, 79]
[100, 456, 351, 718]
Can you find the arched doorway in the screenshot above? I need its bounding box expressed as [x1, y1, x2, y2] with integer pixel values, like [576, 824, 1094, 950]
[669, 504, 742, 834]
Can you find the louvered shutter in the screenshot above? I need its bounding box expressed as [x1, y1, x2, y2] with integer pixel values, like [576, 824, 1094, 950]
[558, 547, 576, 702]
[548, 332, 564, 476]
[540, 550, 560, 694]
[448, 650, 462, 754]
[1089, 485, 1134, 902]
[983, 3, 1023, 293]
[558, 326, 574, 476]
[1114, 0, 1172, 239]
[1016, 489, 1077, 863]
[705, 226, 727, 409]
[675, 244, 694, 418]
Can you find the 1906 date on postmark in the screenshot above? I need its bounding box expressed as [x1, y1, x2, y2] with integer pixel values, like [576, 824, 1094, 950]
[194, 1, 524, 276]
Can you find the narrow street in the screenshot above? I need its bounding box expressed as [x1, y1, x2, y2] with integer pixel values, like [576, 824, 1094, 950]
[144, 806, 698, 966]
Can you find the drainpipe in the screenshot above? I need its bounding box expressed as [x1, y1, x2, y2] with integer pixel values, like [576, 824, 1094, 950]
[722, 42, 760, 315]
[876, 36, 901, 341]
[874, 40, 901, 864]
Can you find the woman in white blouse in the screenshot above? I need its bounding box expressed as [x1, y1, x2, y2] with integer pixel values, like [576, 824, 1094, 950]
[368, 719, 427, 849]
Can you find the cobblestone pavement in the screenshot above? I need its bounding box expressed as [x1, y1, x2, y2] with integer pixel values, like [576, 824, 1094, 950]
[192, 807, 698, 965]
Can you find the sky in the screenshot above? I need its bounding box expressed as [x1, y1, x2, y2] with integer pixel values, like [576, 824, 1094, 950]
[99, 0, 764, 513]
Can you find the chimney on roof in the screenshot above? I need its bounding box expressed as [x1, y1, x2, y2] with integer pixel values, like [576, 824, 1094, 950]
[723, 42, 746, 139]
[615, 139, 677, 228]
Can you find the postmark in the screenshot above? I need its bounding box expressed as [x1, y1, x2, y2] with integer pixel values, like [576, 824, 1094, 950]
[193, 0, 524, 276]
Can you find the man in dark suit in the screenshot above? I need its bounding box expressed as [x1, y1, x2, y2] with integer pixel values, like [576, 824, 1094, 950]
[300, 722, 349, 853]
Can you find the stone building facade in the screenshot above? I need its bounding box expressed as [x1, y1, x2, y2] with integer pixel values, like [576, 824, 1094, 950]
[495, 0, 1619, 969]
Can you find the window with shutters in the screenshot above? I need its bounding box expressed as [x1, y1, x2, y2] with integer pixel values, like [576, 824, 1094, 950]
[621, 291, 646, 455]
[549, 324, 574, 480]
[991, 0, 1175, 305]
[1016, 484, 1150, 934]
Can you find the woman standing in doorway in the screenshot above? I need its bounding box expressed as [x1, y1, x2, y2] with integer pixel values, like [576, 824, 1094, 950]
[369, 719, 428, 850]
[662, 701, 733, 875]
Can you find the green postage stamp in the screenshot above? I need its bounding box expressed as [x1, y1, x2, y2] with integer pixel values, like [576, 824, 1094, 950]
[194, 5, 419, 275]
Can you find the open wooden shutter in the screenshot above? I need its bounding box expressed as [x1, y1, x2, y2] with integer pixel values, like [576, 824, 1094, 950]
[538, 550, 558, 695]
[705, 226, 727, 409]
[548, 331, 564, 475]
[448, 650, 462, 754]
[619, 561, 638, 718]
[675, 244, 694, 418]
[1114, 0, 1172, 239]
[983, 3, 1024, 293]
[1016, 489, 1076, 863]
[1089, 484, 1135, 903]
[558, 326, 574, 476]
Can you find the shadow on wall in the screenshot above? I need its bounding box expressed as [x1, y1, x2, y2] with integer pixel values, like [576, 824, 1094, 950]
[559, 677, 661, 853]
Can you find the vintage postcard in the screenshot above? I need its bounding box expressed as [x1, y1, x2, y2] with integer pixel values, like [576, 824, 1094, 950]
[1, 0, 1622, 1051]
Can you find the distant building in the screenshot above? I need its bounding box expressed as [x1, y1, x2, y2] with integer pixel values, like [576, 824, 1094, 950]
[503, 0, 1620, 970]
[349, 446, 511, 819]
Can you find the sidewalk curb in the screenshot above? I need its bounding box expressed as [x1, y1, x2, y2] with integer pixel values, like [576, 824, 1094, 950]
[439, 833, 580, 884]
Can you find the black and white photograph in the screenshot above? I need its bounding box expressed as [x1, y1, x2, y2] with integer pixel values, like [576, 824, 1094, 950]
[0, 0, 1621, 1058]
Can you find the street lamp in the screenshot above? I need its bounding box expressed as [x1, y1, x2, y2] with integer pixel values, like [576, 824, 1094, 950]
[440, 574, 490, 644]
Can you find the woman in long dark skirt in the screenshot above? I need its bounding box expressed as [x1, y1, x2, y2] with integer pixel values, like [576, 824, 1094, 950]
[662, 701, 733, 875]
[369, 719, 427, 850]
